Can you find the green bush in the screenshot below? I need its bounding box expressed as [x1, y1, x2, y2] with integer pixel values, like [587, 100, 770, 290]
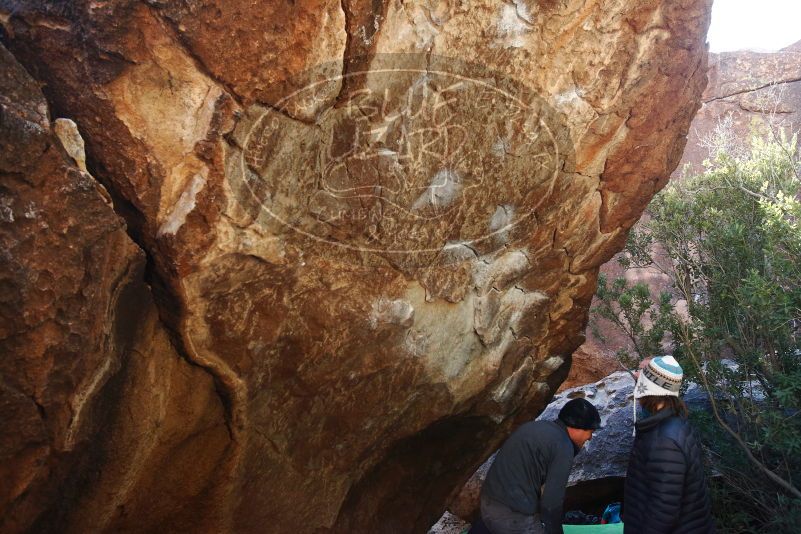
[592, 132, 801, 531]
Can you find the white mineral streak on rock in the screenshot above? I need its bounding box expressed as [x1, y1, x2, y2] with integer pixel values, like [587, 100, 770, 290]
[404, 328, 428, 358]
[491, 137, 511, 158]
[496, 1, 534, 49]
[442, 241, 479, 262]
[473, 249, 530, 295]
[158, 171, 207, 237]
[404, 284, 482, 379]
[53, 118, 87, 172]
[23, 202, 39, 219]
[472, 250, 546, 346]
[64, 356, 114, 449]
[491, 380, 549, 424]
[409, 4, 440, 49]
[401, 251, 550, 405]
[540, 355, 565, 371]
[105, 26, 225, 225]
[478, 327, 516, 373]
[552, 86, 600, 158]
[356, 13, 384, 46]
[489, 204, 514, 244]
[411, 169, 462, 211]
[489, 205, 513, 230]
[474, 286, 549, 345]
[553, 87, 583, 108]
[0, 196, 14, 223]
[491, 357, 537, 404]
[370, 298, 415, 328]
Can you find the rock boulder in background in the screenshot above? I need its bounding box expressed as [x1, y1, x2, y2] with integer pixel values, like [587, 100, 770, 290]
[682, 41, 801, 176]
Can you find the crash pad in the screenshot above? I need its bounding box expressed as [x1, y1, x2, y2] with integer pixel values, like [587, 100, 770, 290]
[563, 524, 624, 534]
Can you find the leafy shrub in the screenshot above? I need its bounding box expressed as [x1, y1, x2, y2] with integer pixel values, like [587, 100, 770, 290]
[592, 131, 801, 531]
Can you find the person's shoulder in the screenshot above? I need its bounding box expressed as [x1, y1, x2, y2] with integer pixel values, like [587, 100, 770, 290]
[514, 419, 563, 440]
[534, 419, 565, 435]
[513, 419, 550, 436]
[656, 413, 692, 443]
[518, 419, 555, 430]
[539, 419, 573, 449]
[537, 419, 559, 429]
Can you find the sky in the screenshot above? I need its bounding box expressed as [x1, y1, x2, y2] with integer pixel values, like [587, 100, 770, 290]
[708, 0, 801, 53]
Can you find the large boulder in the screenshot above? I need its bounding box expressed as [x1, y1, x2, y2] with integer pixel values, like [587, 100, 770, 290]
[548, 371, 709, 487]
[540, 371, 635, 484]
[0, 0, 711, 532]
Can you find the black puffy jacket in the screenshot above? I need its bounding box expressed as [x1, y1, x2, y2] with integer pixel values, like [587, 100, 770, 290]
[623, 409, 714, 534]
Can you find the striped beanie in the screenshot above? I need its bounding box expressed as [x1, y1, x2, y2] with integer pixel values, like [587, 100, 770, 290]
[634, 355, 683, 399]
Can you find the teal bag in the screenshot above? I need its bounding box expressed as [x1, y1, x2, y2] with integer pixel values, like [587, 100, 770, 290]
[563, 524, 624, 534]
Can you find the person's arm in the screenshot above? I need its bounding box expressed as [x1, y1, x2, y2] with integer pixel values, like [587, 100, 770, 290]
[642, 436, 686, 534]
[540, 448, 571, 534]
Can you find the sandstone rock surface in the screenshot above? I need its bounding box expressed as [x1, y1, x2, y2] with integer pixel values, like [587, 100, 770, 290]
[0, 43, 230, 533]
[0, 0, 711, 532]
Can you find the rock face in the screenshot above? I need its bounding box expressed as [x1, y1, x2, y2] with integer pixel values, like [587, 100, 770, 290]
[0, 1, 711, 532]
[547, 370, 710, 486]
[0, 44, 230, 534]
[580, 41, 801, 382]
[679, 41, 801, 175]
[559, 342, 624, 391]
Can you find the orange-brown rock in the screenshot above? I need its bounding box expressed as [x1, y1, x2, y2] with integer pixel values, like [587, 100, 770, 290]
[571, 245, 673, 389]
[558, 343, 621, 392]
[0, 43, 230, 533]
[0, 1, 712, 532]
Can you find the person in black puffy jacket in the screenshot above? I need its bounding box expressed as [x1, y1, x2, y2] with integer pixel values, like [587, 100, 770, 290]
[623, 356, 714, 534]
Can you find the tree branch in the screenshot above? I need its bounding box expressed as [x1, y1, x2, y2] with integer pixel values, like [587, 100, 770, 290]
[677, 320, 801, 499]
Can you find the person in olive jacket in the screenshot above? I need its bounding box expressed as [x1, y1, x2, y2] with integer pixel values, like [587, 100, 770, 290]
[624, 356, 715, 534]
[480, 398, 601, 534]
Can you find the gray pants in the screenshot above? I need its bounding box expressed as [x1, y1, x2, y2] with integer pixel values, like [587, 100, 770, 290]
[480, 495, 545, 534]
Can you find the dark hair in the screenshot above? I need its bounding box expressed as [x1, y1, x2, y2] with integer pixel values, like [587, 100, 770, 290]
[558, 398, 601, 430]
[639, 395, 688, 418]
